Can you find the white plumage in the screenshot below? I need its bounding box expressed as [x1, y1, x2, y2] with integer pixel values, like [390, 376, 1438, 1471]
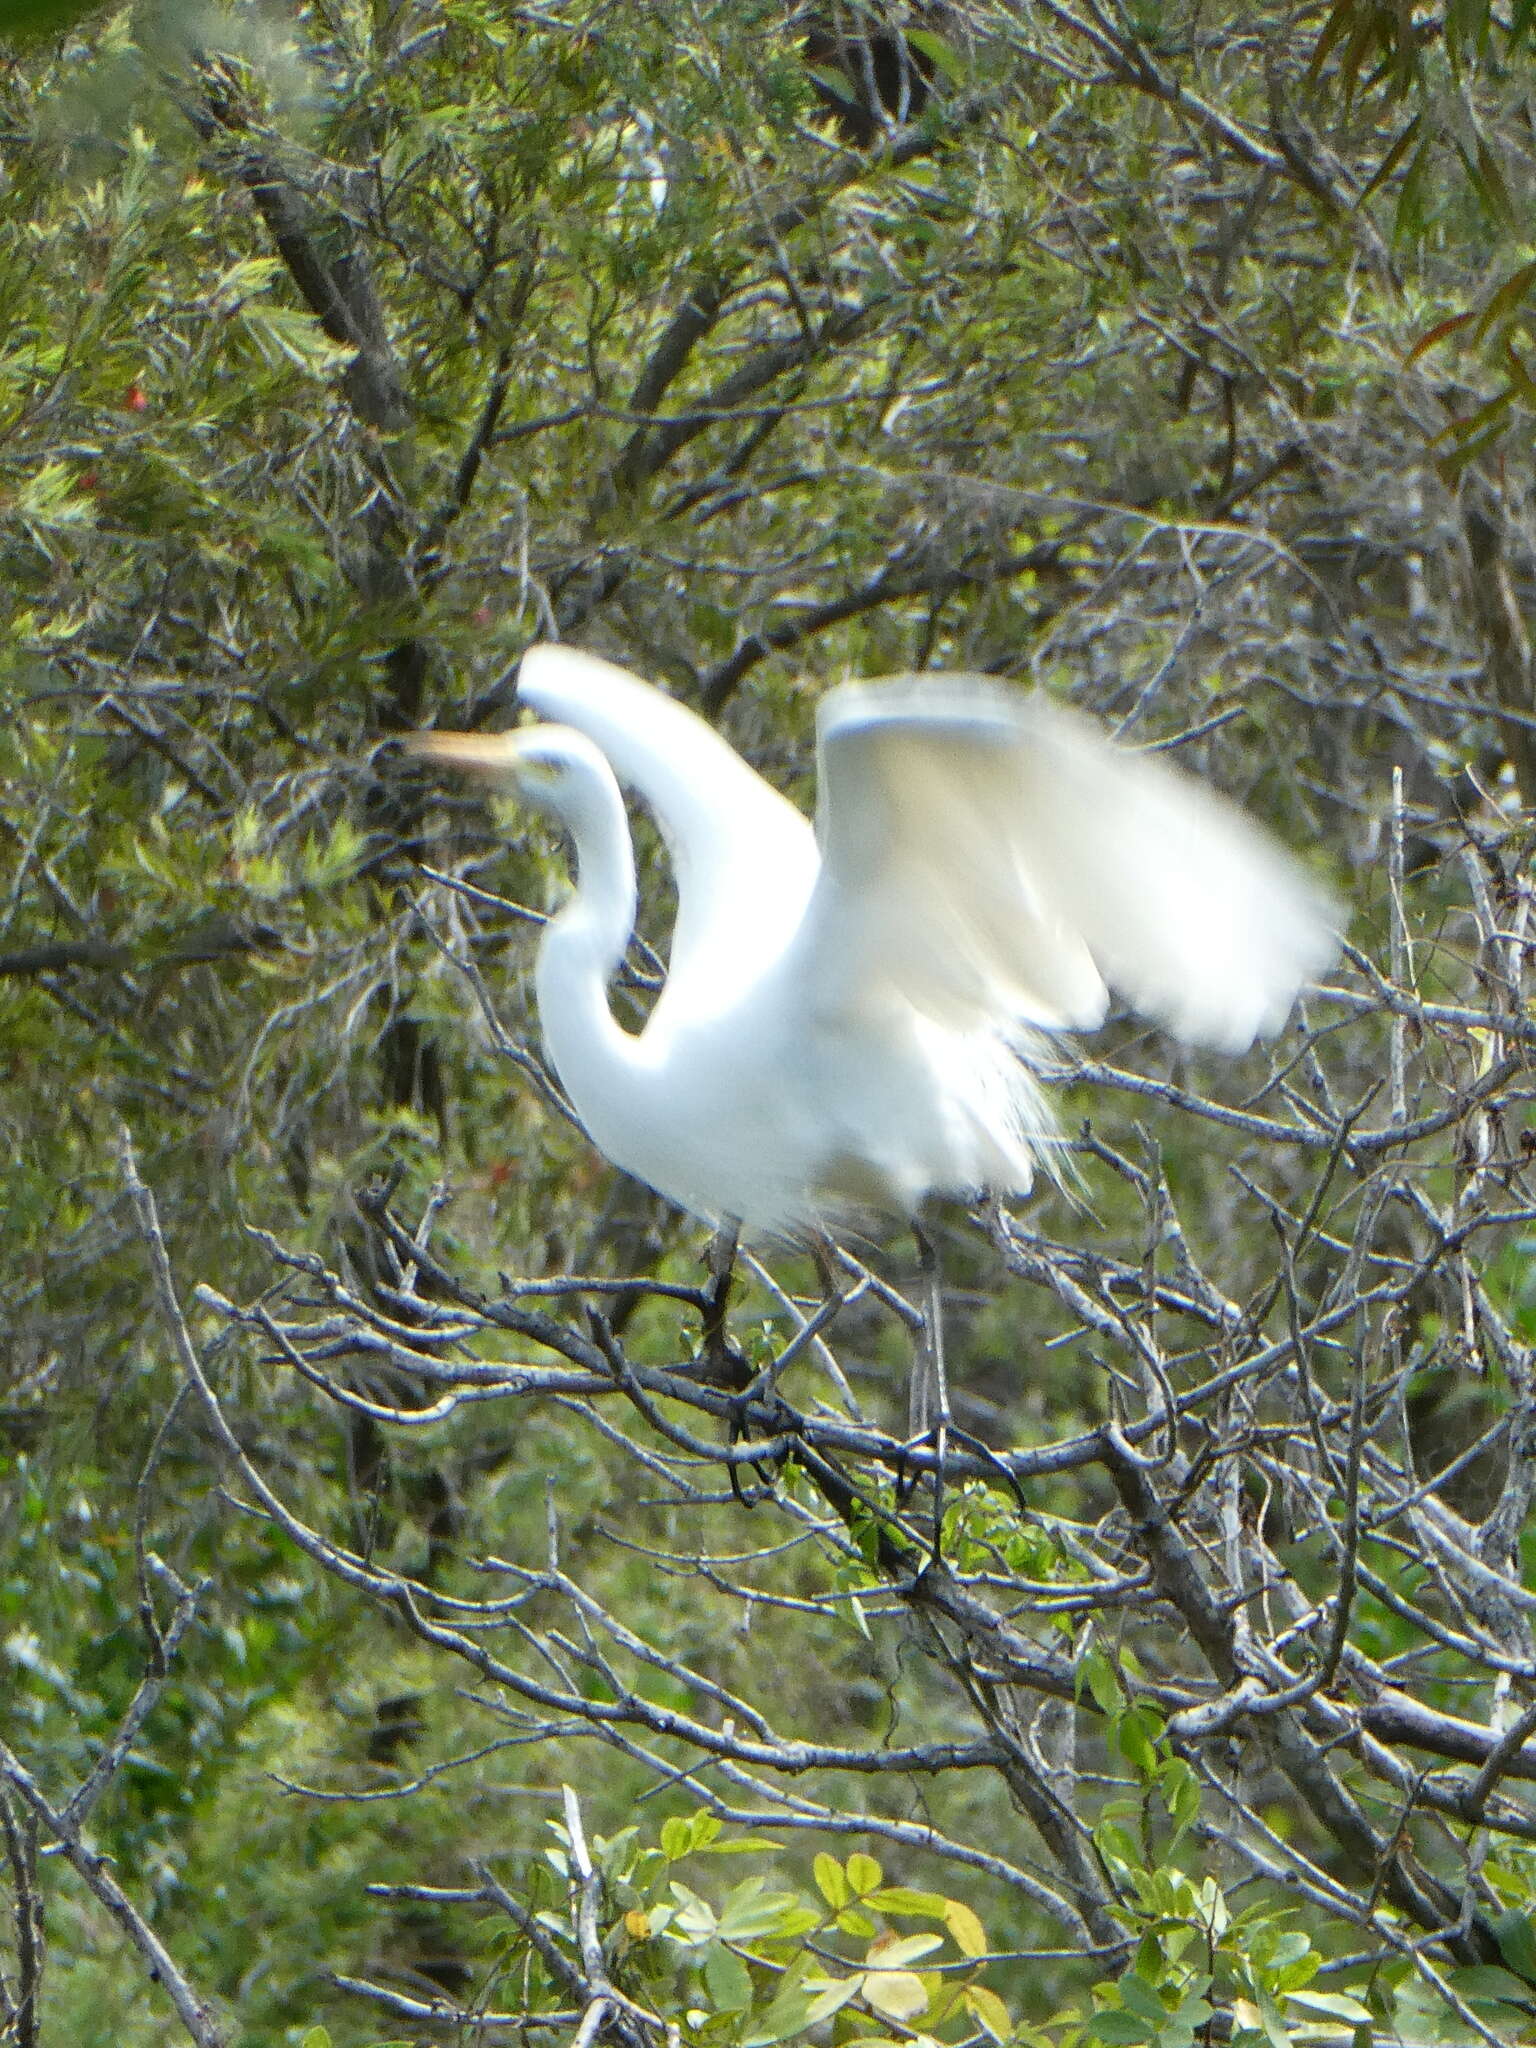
[413, 644, 1337, 1236]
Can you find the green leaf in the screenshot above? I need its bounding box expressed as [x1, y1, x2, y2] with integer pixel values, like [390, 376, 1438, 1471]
[299, 820, 365, 889]
[868, 1884, 948, 1917]
[667, 1881, 717, 1941]
[702, 1941, 754, 2013]
[1447, 1962, 1535, 2007]
[1260, 1931, 1312, 1974]
[240, 852, 288, 902]
[240, 305, 358, 379]
[1161, 1758, 1201, 1837]
[1170, 1987, 1214, 2030]
[1094, 1820, 1141, 1870]
[1268, 1943, 1320, 1995]
[905, 27, 963, 80]
[715, 1881, 803, 1944]
[1492, 1907, 1536, 1982]
[1086, 2011, 1155, 2045]
[1358, 113, 1422, 204]
[814, 1852, 849, 1907]
[1080, 1643, 1124, 1715]
[14, 461, 97, 532]
[1474, 259, 1536, 345]
[845, 1852, 883, 1896]
[1117, 1705, 1161, 1777]
[1393, 137, 1435, 242]
[212, 256, 287, 309]
[1119, 1974, 1169, 2025]
[741, 1961, 817, 2047]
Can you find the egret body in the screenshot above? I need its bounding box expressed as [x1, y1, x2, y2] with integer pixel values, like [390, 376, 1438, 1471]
[412, 646, 1336, 1245]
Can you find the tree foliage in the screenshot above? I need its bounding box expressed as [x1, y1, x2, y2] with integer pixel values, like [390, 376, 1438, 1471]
[5, 4, 1536, 2046]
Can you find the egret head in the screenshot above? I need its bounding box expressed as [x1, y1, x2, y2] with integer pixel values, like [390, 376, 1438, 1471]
[407, 722, 617, 829]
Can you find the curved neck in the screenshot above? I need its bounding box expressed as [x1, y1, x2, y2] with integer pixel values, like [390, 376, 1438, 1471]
[535, 770, 643, 1119]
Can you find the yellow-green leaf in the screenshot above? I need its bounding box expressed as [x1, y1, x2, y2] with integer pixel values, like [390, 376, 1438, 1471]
[1284, 1988, 1373, 2022]
[213, 256, 286, 309]
[861, 1968, 928, 2020]
[14, 461, 96, 531]
[865, 1932, 943, 1969]
[943, 1898, 988, 1958]
[964, 1984, 1014, 2041]
[814, 1852, 849, 1907]
[804, 1975, 862, 2024]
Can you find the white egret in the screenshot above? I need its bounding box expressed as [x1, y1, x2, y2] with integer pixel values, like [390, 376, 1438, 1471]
[411, 645, 1336, 1416]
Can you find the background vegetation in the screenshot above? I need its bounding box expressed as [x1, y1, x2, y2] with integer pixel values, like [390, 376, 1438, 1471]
[5, 2, 1536, 2044]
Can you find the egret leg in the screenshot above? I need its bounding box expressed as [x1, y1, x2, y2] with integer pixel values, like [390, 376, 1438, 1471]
[809, 1231, 841, 1320]
[698, 1219, 779, 1505]
[707, 1219, 739, 1313]
[910, 1220, 951, 1439]
[909, 1219, 952, 1561]
[900, 1227, 1030, 1549]
[698, 1219, 747, 1388]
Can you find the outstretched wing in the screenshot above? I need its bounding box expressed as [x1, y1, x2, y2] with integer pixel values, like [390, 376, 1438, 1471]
[516, 645, 818, 1006]
[795, 676, 1338, 1052]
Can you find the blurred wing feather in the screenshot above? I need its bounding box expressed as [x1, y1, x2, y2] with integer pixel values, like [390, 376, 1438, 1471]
[801, 677, 1338, 1051]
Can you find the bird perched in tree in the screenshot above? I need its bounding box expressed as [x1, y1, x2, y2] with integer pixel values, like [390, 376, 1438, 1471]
[410, 646, 1336, 1258]
[799, 5, 943, 147]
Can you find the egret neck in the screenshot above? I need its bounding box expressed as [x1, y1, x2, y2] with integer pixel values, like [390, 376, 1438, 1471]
[535, 760, 643, 1118]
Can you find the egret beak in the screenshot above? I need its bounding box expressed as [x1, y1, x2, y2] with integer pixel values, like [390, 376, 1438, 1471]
[405, 729, 529, 779]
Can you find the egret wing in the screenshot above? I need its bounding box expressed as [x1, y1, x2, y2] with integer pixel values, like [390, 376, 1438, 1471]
[801, 677, 1338, 1051]
[517, 646, 818, 1005]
